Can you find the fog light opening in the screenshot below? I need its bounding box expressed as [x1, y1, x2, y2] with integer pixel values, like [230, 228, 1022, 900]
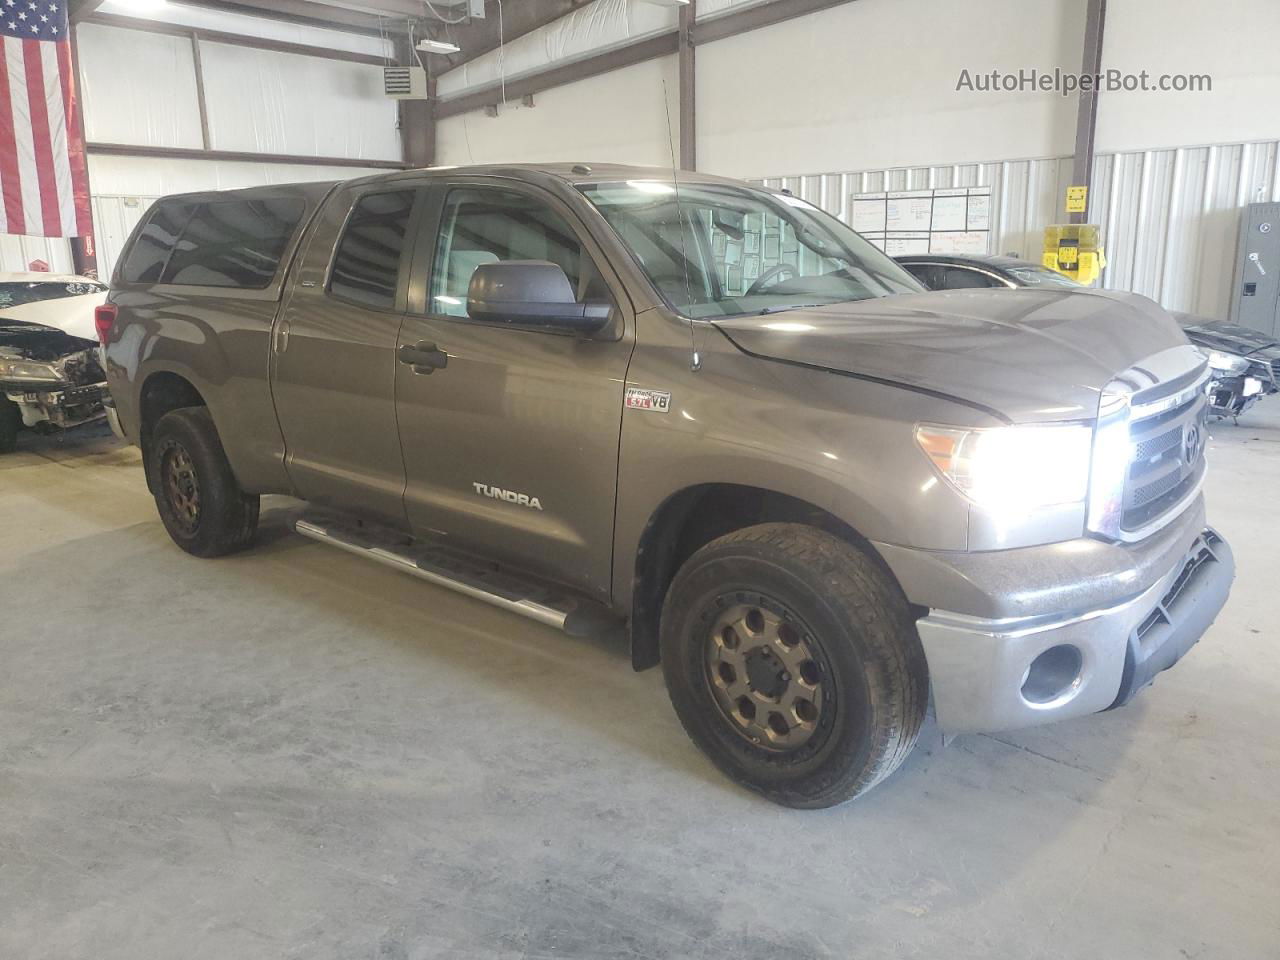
[1021, 644, 1084, 706]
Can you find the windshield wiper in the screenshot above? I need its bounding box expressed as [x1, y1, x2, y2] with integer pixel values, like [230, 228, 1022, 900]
[753, 303, 835, 315]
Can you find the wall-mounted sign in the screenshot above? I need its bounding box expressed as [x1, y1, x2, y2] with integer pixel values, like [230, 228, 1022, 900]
[1065, 185, 1089, 214]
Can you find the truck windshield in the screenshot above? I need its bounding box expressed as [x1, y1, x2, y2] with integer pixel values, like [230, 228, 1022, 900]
[578, 181, 923, 319]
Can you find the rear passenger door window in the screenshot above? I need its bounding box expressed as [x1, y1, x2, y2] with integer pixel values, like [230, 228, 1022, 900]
[428, 187, 609, 319]
[329, 191, 417, 310]
[119, 201, 194, 284]
[163, 199, 305, 288]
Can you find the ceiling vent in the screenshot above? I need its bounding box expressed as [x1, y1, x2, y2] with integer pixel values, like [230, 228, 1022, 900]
[384, 66, 429, 100]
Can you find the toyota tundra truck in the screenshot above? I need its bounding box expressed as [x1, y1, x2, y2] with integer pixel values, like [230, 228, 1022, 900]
[99, 164, 1234, 808]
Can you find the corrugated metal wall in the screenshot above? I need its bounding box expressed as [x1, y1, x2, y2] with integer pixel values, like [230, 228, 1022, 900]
[757, 139, 1280, 319]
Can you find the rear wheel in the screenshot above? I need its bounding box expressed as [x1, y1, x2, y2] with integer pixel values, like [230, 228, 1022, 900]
[660, 523, 928, 808]
[148, 407, 259, 557]
[0, 397, 19, 454]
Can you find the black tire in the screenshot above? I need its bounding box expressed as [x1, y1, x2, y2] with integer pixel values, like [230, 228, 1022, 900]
[147, 406, 259, 558]
[660, 522, 928, 809]
[0, 396, 20, 453]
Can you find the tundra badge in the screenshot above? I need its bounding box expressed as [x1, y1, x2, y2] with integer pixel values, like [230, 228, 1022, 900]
[473, 482, 543, 511]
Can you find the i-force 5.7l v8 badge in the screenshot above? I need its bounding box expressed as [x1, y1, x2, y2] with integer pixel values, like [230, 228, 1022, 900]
[625, 387, 671, 413]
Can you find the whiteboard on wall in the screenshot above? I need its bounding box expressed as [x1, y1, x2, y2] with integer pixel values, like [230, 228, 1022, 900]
[851, 187, 992, 256]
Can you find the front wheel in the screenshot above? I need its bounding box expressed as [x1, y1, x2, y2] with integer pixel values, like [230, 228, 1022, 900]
[660, 523, 928, 808]
[148, 407, 259, 558]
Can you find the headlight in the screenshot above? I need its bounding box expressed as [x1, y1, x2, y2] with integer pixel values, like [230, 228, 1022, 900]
[1085, 390, 1132, 538]
[0, 357, 62, 383]
[1204, 349, 1250, 375]
[915, 422, 1093, 509]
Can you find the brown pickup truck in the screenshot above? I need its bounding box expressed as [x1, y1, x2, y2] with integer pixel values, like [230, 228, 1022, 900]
[100, 163, 1233, 807]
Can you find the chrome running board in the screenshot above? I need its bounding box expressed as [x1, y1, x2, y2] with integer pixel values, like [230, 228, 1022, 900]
[295, 516, 618, 637]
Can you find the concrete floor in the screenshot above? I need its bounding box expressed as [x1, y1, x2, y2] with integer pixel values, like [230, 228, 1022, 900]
[1, 411, 1278, 960]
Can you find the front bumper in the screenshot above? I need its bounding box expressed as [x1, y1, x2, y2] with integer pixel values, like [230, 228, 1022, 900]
[875, 499, 1234, 736]
[2, 380, 109, 430]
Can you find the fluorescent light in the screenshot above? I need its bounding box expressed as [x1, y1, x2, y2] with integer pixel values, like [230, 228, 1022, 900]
[108, 0, 168, 10]
[417, 39, 461, 55]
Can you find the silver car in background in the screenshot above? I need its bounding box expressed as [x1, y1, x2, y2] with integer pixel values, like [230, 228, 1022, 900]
[0, 272, 110, 453]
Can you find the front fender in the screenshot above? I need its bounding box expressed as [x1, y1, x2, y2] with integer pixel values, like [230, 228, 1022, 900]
[611, 313, 994, 610]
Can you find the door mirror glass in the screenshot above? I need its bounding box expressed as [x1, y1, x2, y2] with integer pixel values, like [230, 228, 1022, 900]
[467, 261, 611, 333]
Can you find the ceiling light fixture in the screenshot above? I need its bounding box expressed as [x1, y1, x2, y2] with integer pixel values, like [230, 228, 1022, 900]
[417, 39, 462, 55]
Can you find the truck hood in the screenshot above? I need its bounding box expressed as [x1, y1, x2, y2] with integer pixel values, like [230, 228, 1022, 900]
[1170, 312, 1280, 362]
[711, 288, 1190, 423]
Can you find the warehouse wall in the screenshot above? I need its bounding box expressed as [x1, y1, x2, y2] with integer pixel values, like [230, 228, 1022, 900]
[1096, 0, 1280, 154]
[436, 57, 680, 167]
[76, 23, 400, 163]
[434, 0, 1280, 180]
[2, 13, 399, 276]
[699, 0, 1082, 178]
[757, 138, 1280, 319]
[435, 0, 1084, 178]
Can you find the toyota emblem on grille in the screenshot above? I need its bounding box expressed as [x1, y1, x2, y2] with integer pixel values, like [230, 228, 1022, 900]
[1184, 424, 1203, 465]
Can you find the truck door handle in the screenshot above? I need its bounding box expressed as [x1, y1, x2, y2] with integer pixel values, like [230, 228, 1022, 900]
[398, 341, 448, 374]
[274, 318, 291, 354]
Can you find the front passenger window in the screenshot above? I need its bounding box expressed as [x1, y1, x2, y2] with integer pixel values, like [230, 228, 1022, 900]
[430, 187, 607, 318]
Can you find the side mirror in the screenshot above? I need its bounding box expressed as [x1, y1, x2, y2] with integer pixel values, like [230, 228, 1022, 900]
[467, 260, 611, 335]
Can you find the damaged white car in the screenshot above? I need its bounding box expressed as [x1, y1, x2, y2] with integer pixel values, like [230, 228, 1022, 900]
[0, 272, 109, 453]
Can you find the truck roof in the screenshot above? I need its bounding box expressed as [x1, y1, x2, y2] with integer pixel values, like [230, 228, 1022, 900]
[150, 163, 766, 206]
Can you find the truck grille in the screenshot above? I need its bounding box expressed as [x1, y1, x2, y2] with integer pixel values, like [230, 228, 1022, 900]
[1121, 366, 1208, 534]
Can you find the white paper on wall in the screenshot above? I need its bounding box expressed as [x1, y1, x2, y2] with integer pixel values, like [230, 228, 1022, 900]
[852, 187, 991, 256]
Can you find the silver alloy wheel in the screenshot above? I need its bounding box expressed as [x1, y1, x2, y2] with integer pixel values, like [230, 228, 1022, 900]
[705, 602, 826, 751]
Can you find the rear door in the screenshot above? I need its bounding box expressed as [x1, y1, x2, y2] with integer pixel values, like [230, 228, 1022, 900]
[393, 179, 635, 599]
[271, 182, 423, 523]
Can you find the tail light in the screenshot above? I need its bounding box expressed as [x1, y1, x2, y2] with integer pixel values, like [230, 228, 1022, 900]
[94, 303, 117, 345]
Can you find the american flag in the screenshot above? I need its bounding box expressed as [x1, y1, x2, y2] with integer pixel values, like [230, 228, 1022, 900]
[0, 1, 91, 238]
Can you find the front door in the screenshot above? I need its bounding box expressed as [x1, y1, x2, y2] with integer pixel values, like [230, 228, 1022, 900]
[395, 181, 635, 599]
[271, 184, 421, 523]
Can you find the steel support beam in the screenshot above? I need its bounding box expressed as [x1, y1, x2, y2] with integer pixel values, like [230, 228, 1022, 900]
[692, 0, 860, 44]
[69, 25, 97, 278]
[296, 0, 441, 19]
[1070, 0, 1106, 224]
[678, 0, 695, 170]
[86, 142, 408, 170]
[84, 12, 389, 67]
[395, 39, 436, 168]
[435, 0, 864, 117]
[436, 31, 680, 119]
[431, 0, 589, 73]
[69, 0, 108, 23]
[173, 0, 398, 36]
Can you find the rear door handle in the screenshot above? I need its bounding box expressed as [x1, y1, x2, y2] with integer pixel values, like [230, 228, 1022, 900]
[274, 318, 291, 354]
[398, 341, 448, 374]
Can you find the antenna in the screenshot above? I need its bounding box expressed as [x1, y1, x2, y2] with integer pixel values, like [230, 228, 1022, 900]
[661, 78, 701, 372]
